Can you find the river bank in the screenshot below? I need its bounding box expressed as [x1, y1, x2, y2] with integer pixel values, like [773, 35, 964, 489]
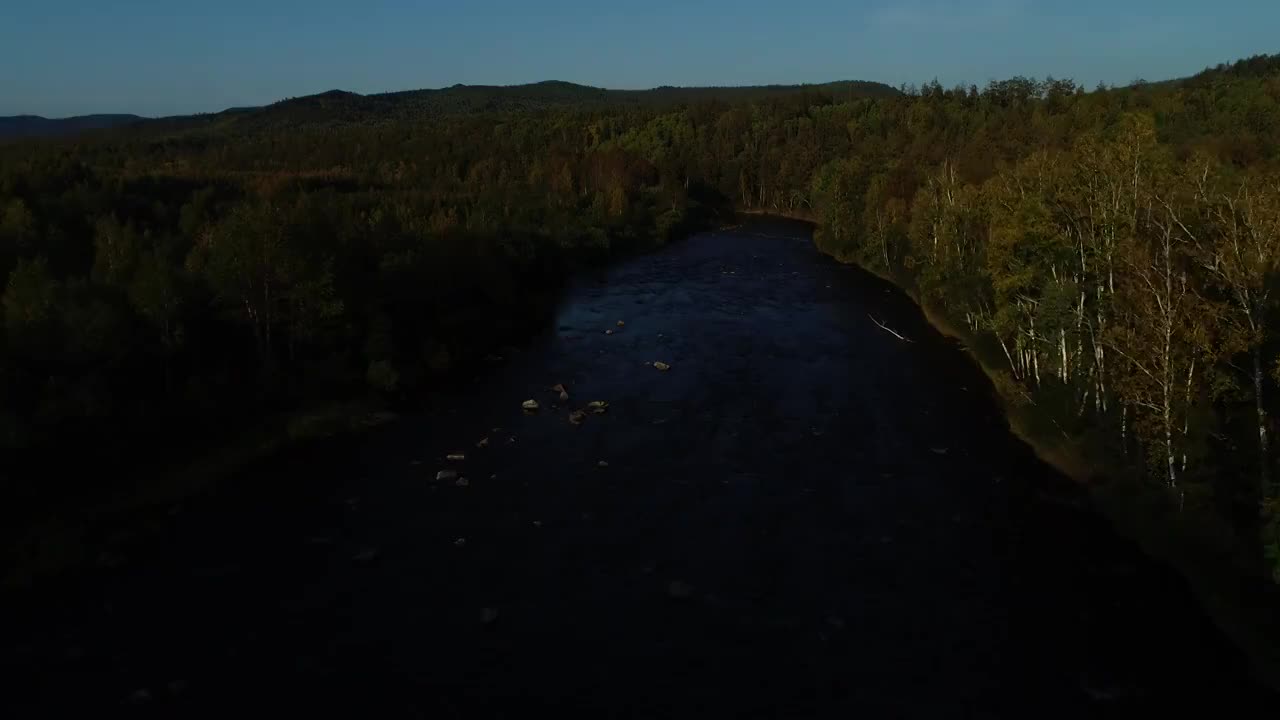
[788, 211, 1280, 691]
[0, 400, 399, 590]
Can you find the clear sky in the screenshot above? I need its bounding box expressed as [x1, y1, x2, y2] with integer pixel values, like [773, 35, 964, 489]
[3, 0, 1277, 118]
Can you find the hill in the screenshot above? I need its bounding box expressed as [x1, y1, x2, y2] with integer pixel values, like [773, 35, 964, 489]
[230, 79, 899, 130]
[15, 80, 900, 139]
[0, 114, 144, 140]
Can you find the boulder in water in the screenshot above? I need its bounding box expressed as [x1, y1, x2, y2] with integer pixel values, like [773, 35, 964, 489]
[667, 580, 694, 599]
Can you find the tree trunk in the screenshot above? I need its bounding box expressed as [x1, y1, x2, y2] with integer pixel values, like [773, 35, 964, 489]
[1121, 403, 1128, 455]
[1060, 327, 1069, 383]
[999, 336, 1018, 379]
[1030, 313, 1041, 386]
[1097, 342, 1107, 412]
[1165, 390, 1176, 489]
[881, 221, 890, 270]
[1255, 345, 1271, 491]
[1163, 315, 1176, 487]
[1182, 359, 1194, 474]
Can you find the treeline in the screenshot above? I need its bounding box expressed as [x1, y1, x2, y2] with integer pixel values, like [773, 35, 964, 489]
[3, 54, 1280, 578]
[0, 109, 724, 497]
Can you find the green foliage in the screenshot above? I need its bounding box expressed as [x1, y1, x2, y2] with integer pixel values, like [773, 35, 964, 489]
[1, 199, 36, 250]
[365, 360, 399, 394]
[3, 257, 58, 340]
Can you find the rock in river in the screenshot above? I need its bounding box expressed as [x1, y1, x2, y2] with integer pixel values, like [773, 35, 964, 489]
[667, 580, 694, 599]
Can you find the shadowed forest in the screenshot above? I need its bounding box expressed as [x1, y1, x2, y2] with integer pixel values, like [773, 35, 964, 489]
[4, 54, 1280, 594]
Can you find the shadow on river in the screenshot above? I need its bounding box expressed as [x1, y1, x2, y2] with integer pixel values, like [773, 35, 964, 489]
[1, 218, 1273, 717]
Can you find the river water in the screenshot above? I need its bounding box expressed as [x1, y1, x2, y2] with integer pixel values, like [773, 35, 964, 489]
[1, 218, 1272, 716]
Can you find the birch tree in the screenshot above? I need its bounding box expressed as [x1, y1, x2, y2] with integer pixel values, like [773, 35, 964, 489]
[1193, 166, 1280, 494]
[1107, 194, 1216, 491]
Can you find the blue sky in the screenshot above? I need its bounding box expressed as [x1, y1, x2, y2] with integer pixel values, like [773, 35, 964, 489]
[2, 0, 1276, 117]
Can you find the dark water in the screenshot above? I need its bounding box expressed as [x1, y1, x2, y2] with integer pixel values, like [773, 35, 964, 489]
[2, 219, 1272, 717]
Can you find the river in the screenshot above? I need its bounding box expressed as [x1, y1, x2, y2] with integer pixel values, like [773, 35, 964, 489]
[1, 218, 1272, 716]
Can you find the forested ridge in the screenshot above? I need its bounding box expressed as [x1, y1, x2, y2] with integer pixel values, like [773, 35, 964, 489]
[0, 79, 898, 140]
[3, 54, 1280, 586]
[0, 115, 145, 141]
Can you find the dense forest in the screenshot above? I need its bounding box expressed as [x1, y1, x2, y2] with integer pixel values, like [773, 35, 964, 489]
[3, 54, 1280, 584]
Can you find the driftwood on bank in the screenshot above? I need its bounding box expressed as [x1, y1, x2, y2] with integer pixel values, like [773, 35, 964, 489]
[868, 314, 913, 343]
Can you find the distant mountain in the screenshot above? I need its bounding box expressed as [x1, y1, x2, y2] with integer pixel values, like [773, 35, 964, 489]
[233, 80, 902, 131]
[20, 55, 1280, 143]
[0, 114, 145, 139]
[25, 80, 897, 140]
[1, 80, 900, 141]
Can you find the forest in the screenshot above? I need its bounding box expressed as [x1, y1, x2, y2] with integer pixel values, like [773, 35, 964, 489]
[3, 54, 1280, 584]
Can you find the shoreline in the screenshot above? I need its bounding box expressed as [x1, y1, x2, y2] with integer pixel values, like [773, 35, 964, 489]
[781, 213, 1280, 692]
[1, 400, 398, 591]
